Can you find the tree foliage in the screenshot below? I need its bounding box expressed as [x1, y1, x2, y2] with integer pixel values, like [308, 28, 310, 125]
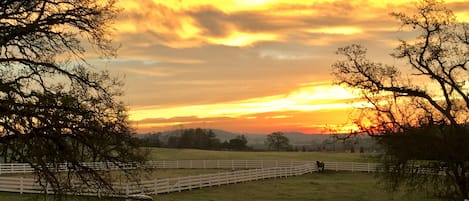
[229, 135, 249, 150]
[0, 0, 145, 199]
[177, 128, 221, 149]
[332, 0, 469, 200]
[141, 129, 250, 150]
[265, 132, 291, 151]
[222, 135, 249, 151]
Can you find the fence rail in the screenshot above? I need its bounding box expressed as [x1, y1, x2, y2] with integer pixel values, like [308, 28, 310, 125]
[0, 163, 317, 196]
[0, 160, 378, 175]
[0, 160, 381, 197]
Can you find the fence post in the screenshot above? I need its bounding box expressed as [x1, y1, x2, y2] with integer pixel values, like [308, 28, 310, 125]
[352, 162, 354, 172]
[199, 175, 202, 189]
[178, 177, 181, 192]
[126, 183, 129, 196]
[335, 162, 338, 171]
[20, 177, 23, 194]
[154, 179, 158, 195]
[367, 163, 370, 173]
[176, 161, 179, 169]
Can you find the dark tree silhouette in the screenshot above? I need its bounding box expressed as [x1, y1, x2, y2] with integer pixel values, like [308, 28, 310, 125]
[228, 135, 249, 150]
[177, 128, 221, 149]
[265, 132, 291, 151]
[0, 0, 146, 199]
[332, 0, 469, 200]
[222, 135, 249, 151]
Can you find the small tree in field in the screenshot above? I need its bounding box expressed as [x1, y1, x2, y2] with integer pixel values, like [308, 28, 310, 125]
[332, 0, 469, 200]
[265, 132, 291, 151]
[0, 0, 146, 199]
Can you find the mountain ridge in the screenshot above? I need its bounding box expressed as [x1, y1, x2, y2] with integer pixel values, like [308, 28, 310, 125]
[138, 128, 344, 146]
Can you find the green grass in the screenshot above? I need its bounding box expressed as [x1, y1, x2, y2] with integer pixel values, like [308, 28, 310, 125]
[146, 148, 374, 162]
[0, 172, 435, 201]
[0, 149, 408, 201]
[153, 171, 435, 201]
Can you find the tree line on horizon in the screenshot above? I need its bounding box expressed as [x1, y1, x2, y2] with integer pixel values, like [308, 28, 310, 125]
[138, 128, 251, 151]
[136, 128, 379, 153]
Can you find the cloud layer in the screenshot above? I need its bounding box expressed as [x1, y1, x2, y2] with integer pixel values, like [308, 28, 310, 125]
[92, 0, 469, 133]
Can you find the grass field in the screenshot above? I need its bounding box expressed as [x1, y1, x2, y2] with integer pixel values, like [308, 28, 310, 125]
[146, 148, 375, 162]
[1, 148, 430, 201]
[0, 172, 434, 201]
[153, 171, 435, 201]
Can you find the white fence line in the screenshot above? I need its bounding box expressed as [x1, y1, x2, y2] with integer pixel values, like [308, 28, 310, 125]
[0, 160, 378, 174]
[0, 160, 382, 197]
[323, 161, 380, 173]
[0, 163, 317, 196]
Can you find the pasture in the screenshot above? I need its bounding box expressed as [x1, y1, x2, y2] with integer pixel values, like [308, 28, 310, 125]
[146, 148, 375, 162]
[0, 148, 432, 201]
[154, 171, 434, 201]
[0, 172, 434, 201]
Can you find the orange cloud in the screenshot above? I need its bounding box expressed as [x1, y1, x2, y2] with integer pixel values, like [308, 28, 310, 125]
[132, 108, 358, 134]
[128, 83, 364, 121]
[129, 83, 370, 133]
[114, 0, 469, 48]
[106, 0, 469, 134]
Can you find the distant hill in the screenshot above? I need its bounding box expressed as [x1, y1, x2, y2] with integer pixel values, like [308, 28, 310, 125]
[156, 128, 239, 143]
[137, 128, 380, 152]
[139, 128, 337, 146]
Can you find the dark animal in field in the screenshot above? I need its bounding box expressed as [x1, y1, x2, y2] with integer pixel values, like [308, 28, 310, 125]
[316, 161, 325, 172]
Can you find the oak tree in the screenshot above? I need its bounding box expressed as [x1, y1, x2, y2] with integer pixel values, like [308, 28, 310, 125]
[332, 0, 469, 200]
[265, 132, 291, 151]
[0, 0, 146, 199]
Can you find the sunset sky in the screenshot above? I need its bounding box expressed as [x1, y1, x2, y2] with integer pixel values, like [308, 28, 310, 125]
[91, 0, 469, 134]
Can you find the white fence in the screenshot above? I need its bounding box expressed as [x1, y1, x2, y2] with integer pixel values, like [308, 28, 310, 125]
[0, 162, 137, 175]
[0, 163, 316, 196]
[323, 161, 380, 173]
[0, 160, 381, 197]
[115, 164, 316, 196]
[0, 160, 378, 175]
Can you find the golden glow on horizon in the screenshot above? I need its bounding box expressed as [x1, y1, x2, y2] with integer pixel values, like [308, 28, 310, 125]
[129, 84, 367, 122]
